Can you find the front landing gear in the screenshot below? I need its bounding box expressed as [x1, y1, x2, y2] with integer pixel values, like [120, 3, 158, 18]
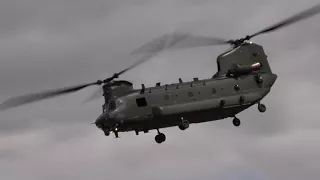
[232, 117, 241, 127]
[114, 130, 119, 138]
[155, 129, 166, 144]
[103, 128, 110, 136]
[258, 102, 266, 113]
[103, 129, 110, 136]
[102, 126, 119, 138]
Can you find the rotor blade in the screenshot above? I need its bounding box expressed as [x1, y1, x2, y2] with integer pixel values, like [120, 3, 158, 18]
[0, 82, 99, 110]
[130, 32, 182, 55]
[102, 47, 163, 84]
[83, 87, 103, 103]
[84, 52, 160, 103]
[84, 50, 162, 103]
[165, 33, 229, 49]
[131, 32, 229, 55]
[250, 3, 320, 38]
[1, 47, 162, 109]
[117, 50, 162, 76]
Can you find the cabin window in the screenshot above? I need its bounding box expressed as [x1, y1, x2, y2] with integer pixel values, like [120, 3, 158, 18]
[136, 97, 147, 107]
[188, 92, 193, 97]
[108, 100, 116, 111]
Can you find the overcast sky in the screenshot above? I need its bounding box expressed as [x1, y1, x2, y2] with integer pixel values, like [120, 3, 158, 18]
[1, 0, 320, 179]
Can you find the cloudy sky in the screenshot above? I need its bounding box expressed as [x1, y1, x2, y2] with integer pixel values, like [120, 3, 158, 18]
[1, 0, 320, 179]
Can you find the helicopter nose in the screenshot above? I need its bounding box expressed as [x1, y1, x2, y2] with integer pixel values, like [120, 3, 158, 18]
[95, 112, 121, 129]
[108, 111, 125, 123]
[95, 106, 126, 126]
[95, 113, 107, 128]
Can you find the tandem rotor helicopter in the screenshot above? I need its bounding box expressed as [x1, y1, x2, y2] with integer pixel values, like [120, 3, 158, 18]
[1, 4, 320, 143]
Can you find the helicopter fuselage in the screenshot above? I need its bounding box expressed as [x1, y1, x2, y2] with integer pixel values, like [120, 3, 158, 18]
[95, 42, 277, 137]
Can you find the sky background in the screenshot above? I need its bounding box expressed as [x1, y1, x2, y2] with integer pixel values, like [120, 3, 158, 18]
[1, 0, 320, 179]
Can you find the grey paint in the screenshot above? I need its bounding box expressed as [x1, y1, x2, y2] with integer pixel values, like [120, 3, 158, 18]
[93, 42, 277, 142]
[1, 1, 320, 180]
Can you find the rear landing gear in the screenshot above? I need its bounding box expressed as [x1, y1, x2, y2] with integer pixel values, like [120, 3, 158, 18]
[155, 129, 166, 144]
[178, 118, 189, 130]
[232, 117, 241, 127]
[258, 102, 266, 113]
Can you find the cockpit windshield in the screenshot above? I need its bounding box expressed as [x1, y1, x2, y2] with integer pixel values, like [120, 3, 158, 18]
[108, 100, 116, 111]
[107, 98, 126, 112]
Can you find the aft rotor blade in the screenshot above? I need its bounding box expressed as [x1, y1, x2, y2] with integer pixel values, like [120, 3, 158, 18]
[131, 32, 229, 55]
[0, 82, 99, 110]
[249, 3, 320, 38]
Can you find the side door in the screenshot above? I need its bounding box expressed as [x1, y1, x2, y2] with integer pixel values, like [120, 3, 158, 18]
[133, 96, 153, 120]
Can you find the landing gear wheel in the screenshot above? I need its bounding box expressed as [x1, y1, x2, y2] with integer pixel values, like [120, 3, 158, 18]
[113, 131, 119, 138]
[179, 120, 189, 130]
[233, 117, 241, 127]
[258, 103, 266, 113]
[103, 129, 110, 136]
[155, 133, 166, 144]
[135, 130, 139, 135]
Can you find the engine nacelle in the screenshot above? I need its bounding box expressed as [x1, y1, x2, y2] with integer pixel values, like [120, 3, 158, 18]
[215, 42, 272, 77]
[227, 62, 262, 77]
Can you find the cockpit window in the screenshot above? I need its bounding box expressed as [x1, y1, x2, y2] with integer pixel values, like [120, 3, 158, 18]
[217, 61, 221, 71]
[107, 99, 126, 112]
[116, 99, 125, 106]
[108, 100, 116, 111]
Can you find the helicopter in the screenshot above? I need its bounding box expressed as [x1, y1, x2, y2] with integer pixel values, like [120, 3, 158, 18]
[1, 4, 320, 144]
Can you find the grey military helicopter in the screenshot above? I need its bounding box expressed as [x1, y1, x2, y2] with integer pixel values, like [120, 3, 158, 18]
[1, 4, 320, 143]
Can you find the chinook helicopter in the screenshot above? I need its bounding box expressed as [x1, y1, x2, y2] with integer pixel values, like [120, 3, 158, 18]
[1, 4, 320, 143]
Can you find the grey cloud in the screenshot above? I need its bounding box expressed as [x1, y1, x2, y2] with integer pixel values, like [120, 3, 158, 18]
[0, 0, 148, 37]
[1, 0, 320, 180]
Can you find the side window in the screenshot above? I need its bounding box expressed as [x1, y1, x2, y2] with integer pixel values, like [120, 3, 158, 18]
[136, 97, 147, 107]
[108, 100, 116, 111]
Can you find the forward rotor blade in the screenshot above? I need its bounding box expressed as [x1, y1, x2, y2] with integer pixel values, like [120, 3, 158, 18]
[130, 32, 183, 55]
[83, 87, 103, 103]
[1, 41, 164, 109]
[102, 47, 163, 84]
[84, 52, 159, 103]
[0, 82, 99, 110]
[118, 48, 164, 76]
[250, 3, 320, 38]
[131, 32, 229, 55]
